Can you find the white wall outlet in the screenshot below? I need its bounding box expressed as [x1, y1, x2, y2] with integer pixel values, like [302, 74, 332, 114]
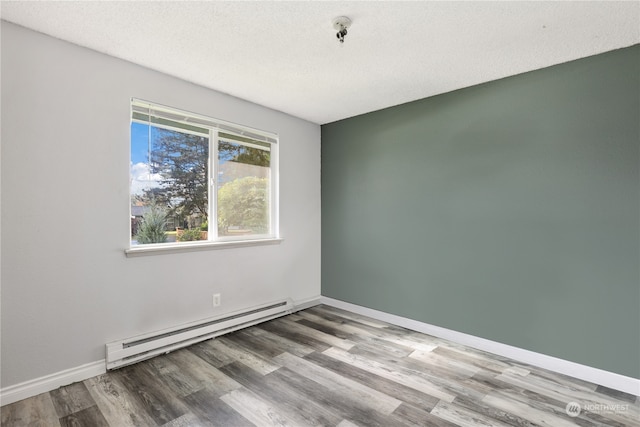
[212, 293, 221, 307]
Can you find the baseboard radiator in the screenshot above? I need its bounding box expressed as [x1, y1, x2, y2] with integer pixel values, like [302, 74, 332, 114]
[106, 299, 294, 370]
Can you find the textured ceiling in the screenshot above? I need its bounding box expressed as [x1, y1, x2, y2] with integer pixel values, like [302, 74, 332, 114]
[1, 1, 638, 124]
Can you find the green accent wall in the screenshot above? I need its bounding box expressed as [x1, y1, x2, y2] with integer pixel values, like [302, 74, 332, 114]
[321, 45, 640, 378]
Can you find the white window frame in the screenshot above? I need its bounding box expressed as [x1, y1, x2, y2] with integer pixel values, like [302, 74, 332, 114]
[126, 99, 281, 257]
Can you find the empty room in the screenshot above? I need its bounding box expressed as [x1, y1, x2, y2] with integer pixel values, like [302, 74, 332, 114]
[1, 1, 639, 426]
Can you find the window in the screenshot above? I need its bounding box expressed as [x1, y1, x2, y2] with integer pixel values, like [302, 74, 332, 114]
[130, 99, 278, 249]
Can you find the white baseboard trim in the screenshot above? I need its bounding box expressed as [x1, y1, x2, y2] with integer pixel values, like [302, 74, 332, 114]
[0, 296, 323, 407]
[293, 295, 323, 312]
[1, 360, 106, 407]
[320, 297, 640, 396]
[3, 296, 636, 407]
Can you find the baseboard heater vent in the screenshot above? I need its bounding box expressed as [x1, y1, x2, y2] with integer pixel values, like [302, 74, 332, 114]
[106, 299, 293, 370]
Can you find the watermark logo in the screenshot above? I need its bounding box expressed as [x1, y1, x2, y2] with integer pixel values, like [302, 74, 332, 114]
[566, 402, 581, 417]
[565, 401, 630, 418]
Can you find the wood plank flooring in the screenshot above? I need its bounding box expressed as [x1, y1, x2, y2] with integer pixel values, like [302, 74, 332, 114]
[2, 305, 638, 426]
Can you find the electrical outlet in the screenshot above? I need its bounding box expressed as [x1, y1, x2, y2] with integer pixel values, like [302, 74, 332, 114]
[212, 293, 221, 307]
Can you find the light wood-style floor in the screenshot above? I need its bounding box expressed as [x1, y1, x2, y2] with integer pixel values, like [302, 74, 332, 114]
[2, 305, 638, 426]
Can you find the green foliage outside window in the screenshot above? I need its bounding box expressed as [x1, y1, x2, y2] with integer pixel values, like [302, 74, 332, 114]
[135, 203, 168, 244]
[218, 176, 268, 235]
[177, 228, 203, 242]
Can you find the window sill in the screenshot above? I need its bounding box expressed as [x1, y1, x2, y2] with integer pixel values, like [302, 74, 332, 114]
[125, 238, 283, 257]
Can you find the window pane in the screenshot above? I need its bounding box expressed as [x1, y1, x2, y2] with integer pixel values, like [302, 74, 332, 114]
[131, 122, 166, 244]
[130, 100, 278, 249]
[131, 123, 209, 245]
[217, 138, 270, 237]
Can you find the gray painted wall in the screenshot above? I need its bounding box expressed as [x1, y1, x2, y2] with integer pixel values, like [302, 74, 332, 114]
[1, 22, 321, 388]
[322, 45, 639, 378]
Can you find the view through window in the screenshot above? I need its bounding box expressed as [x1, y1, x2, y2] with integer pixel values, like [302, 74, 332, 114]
[130, 100, 278, 246]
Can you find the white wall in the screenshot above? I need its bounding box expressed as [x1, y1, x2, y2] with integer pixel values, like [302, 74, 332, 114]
[0, 22, 321, 388]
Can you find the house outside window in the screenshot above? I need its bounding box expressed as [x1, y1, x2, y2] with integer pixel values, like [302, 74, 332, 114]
[130, 99, 278, 248]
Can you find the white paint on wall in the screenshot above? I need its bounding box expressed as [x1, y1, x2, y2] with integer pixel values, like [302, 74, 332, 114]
[0, 21, 321, 388]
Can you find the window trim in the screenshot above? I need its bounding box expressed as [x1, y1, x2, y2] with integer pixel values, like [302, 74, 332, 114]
[125, 238, 284, 257]
[128, 99, 280, 254]
[131, 99, 278, 144]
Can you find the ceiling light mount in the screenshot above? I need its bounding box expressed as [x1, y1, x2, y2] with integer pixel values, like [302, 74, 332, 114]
[333, 16, 352, 44]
